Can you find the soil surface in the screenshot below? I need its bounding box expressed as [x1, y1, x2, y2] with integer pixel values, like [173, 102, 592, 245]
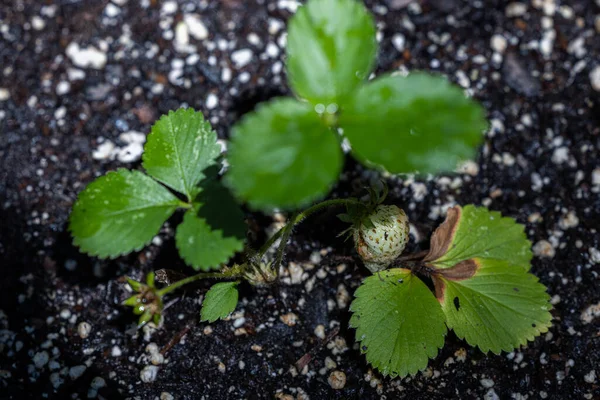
[1, 0, 599, 399]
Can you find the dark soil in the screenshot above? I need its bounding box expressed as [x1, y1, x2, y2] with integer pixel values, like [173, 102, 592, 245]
[1, 0, 599, 399]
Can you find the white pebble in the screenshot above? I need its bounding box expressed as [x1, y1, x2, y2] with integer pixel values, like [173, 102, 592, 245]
[117, 142, 144, 163]
[60, 309, 72, 319]
[140, 365, 159, 383]
[31, 16, 45, 31]
[231, 49, 253, 68]
[328, 370, 346, 389]
[584, 370, 597, 383]
[67, 68, 86, 81]
[66, 43, 107, 69]
[56, 81, 71, 95]
[161, 1, 177, 15]
[589, 248, 600, 264]
[105, 3, 121, 17]
[111, 346, 122, 357]
[480, 378, 495, 388]
[392, 34, 406, 52]
[533, 240, 555, 258]
[184, 14, 208, 40]
[551, 147, 569, 164]
[174, 22, 190, 49]
[77, 322, 92, 339]
[590, 66, 600, 92]
[506, 2, 527, 17]
[119, 131, 146, 144]
[0, 88, 10, 101]
[206, 93, 218, 110]
[92, 141, 116, 160]
[490, 34, 507, 53]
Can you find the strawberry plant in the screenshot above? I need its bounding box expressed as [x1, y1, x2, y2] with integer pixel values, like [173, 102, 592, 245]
[69, 0, 552, 379]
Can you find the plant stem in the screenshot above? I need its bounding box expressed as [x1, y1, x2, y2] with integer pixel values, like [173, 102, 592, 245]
[157, 269, 241, 296]
[256, 198, 363, 260]
[273, 212, 297, 270]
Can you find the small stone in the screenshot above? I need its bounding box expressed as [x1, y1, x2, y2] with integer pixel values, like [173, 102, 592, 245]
[206, 93, 218, 110]
[231, 49, 253, 68]
[111, 346, 122, 357]
[33, 351, 49, 368]
[105, 3, 120, 17]
[31, 16, 45, 30]
[77, 322, 92, 339]
[558, 211, 579, 230]
[502, 53, 541, 97]
[490, 34, 507, 53]
[60, 309, 72, 319]
[91, 377, 106, 389]
[589, 248, 600, 264]
[533, 240, 555, 258]
[280, 312, 299, 327]
[217, 362, 226, 373]
[69, 365, 87, 380]
[336, 284, 350, 309]
[480, 378, 495, 388]
[551, 147, 569, 164]
[117, 142, 144, 163]
[66, 43, 107, 69]
[328, 370, 346, 389]
[581, 302, 600, 324]
[584, 370, 597, 384]
[174, 21, 190, 51]
[506, 2, 527, 17]
[590, 66, 600, 92]
[140, 365, 159, 382]
[92, 141, 116, 160]
[0, 88, 10, 101]
[160, 393, 175, 400]
[392, 34, 405, 52]
[184, 14, 208, 40]
[314, 325, 326, 339]
[119, 131, 146, 144]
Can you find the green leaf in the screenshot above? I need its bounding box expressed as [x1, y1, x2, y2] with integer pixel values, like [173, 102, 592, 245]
[69, 169, 181, 258]
[176, 172, 246, 270]
[286, 0, 377, 105]
[142, 108, 221, 200]
[226, 98, 343, 210]
[201, 282, 239, 323]
[425, 205, 533, 270]
[435, 258, 552, 354]
[349, 269, 447, 378]
[427, 205, 552, 353]
[340, 73, 487, 174]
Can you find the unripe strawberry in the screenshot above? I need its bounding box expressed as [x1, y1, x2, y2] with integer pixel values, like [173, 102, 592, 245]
[353, 205, 410, 273]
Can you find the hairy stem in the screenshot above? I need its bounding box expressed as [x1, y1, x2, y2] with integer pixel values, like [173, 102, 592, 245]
[255, 198, 364, 260]
[273, 212, 297, 270]
[157, 267, 243, 296]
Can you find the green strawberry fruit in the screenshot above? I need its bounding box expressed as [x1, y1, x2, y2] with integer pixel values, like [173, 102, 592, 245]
[353, 205, 410, 273]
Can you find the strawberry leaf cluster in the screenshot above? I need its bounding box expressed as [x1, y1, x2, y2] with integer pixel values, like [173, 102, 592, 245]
[349, 205, 553, 377]
[226, 0, 487, 211]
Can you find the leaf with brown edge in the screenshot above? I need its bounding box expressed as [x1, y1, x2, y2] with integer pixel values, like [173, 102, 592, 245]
[423, 206, 461, 263]
[425, 205, 533, 271]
